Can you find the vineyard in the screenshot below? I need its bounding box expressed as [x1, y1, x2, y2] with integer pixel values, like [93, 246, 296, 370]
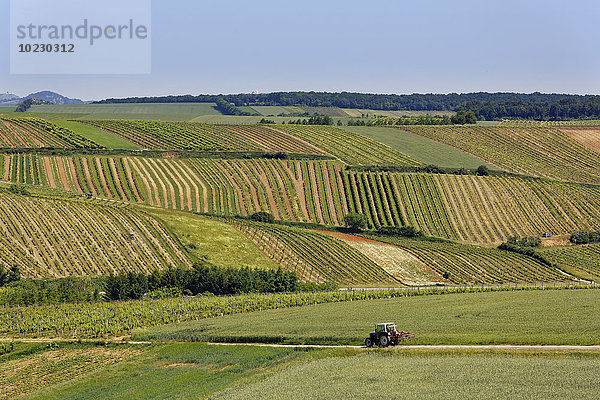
[0, 192, 191, 278]
[76, 120, 226, 151]
[367, 235, 573, 284]
[3, 154, 600, 243]
[556, 127, 600, 155]
[0, 287, 568, 338]
[342, 171, 600, 242]
[180, 123, 328, 154]
[0, 117, 101, 149]
[274, 125, 422, 165]
[77, 120, 333, 155]
[0, 346, 143, 400]
[74, 120, 421, 165]
[401, 125, 600, 184]
[499, 120, 600, 127]
[230, 220, 398, 285]
[319, 231, 446, 285]
[540, 244, 600, 280]
[0, 155, 350, 225]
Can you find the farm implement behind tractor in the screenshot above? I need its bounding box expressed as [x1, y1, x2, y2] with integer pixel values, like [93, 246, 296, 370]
[365, 323, 415, 347]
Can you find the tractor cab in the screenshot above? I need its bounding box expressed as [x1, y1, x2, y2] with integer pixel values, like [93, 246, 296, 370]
[376, 323, 396, 333]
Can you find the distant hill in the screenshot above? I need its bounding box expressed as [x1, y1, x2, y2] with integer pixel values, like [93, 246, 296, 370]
[22, 91, 83, 105]
[0, 92, 19, 103]
[0, 91, 83, 106]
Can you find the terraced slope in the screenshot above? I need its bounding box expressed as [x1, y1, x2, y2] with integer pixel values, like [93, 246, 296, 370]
[77, 120, 226, 151]
[0, 117, 101, 148]
[540, 244, 600, 280]
[343, 172, 600, 243]
[180, 123, 327, 154]
[320, 231, 446, 285]
[273, 125, 422, 165]
[557, 127, 600, 155]
[1, 155, 349, 226]
[4, 155, 600, 243]
[230, 220, 398, 285]
[77, 120, 328, 154]
[0, 193, 191, 278]
[368, 235, 573, 284]
[402, 126, 600, 184]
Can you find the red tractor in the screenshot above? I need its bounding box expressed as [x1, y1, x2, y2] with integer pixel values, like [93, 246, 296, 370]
[365, 323, 414, 347]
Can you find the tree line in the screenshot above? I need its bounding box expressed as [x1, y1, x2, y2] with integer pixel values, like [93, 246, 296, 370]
[95, 91, 600, 120]
[0, 263, 339, 307]
[457, 98, 600, 121]
[570, 230, 600, 245]
[214, 98, 258, 116]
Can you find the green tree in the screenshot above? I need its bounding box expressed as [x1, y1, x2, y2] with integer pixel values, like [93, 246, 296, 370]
[343, 212, 368, 231]
[250, 211, 275, 223]
[8, 184, 29, 196]
[465, 110, 477, 124]
[476, 165, 489, 176]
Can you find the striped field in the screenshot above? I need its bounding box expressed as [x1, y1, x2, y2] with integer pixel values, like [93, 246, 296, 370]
[0, 193, 191, 278]
[402, 125, 600, 185]
[3, 155, 600, 243]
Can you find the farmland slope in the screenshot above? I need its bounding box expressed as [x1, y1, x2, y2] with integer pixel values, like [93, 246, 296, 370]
[401, 126, 600, 184]
[0, 192, 191, 278]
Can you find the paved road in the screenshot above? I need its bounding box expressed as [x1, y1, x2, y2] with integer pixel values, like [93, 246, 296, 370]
[207, 343, 600, 351]
[2, 338, 599, 351]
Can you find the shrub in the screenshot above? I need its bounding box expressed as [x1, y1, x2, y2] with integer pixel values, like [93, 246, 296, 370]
[343, 213, 368, 231]
[147, 287, 183, 299]
[507, 236, 541, 248]
[570, 230, 600, 244]
[250, 211, 275, 223]
[476, 165, 489, 176]
[8, 184, 29, 196]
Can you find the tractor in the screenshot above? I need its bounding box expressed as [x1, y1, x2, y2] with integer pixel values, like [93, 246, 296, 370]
[365, 322, 414, 347]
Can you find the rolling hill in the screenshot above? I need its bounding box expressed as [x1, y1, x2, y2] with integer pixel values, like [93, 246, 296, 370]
[0, 115, 597, 285]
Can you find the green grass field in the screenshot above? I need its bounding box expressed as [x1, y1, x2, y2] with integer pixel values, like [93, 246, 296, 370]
[214, 351, 600, 400]
[9, 343, 600, 400]
[0, 112, 89, 120]
[14, 103, 226, 122]
[23, 343, 304, 400]
[144, 208, 281, 270]
[343, 108, 454, 117]
[0, 107, 16, 114]
[52, 121, 141, 149]
[250, 105, 291, 116]
[28, 103, 222, 116]
[342, 126, 496, 169]
[138, 289, 600, 345]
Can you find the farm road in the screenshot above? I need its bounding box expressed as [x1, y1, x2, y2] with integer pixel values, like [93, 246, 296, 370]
[207, 343, 600, 351]
[2, 338, 600, 351]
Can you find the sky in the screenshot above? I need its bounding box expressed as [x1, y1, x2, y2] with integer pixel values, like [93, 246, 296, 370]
[1, 0, 599, 101]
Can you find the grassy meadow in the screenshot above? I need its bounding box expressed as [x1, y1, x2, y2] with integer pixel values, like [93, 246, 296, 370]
[145, 208, 281, 270]
[214, 350, 600, 400]
[20, 343, 306, 400]
[137, 288, 600, 345]
[10, 343, 600, 400]
[343, 125, 496, 169]
[52, 120, 142, 149]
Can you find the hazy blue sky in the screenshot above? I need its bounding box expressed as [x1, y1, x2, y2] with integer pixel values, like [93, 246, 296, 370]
[1, 0, 599, 100]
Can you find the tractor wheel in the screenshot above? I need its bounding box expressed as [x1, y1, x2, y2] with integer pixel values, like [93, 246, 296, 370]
[379, 335, 389, 347]
[365, 338, 373, 347]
